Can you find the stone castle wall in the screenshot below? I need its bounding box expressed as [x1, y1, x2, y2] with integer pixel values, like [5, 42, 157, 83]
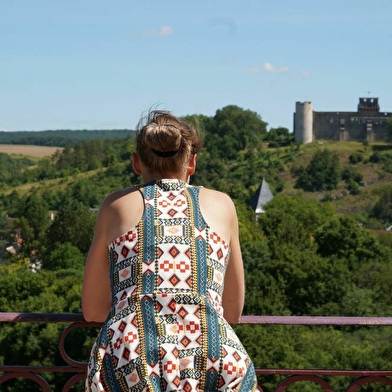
[313, 111, 392, 142]
[294, 99, 392, 143]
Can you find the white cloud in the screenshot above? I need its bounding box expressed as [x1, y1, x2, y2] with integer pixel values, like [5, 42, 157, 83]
[248, 62, 288, 74]
[141, 26, 174, 37]
[263, 62, 275, 72]
[299, 70, 310, 78]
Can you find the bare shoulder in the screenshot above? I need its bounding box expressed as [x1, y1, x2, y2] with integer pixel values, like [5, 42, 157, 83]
[199, 187, 236, 213]
[100, 185, 141, 211]
[198, 187, 238, 244]
[96, 185, 144, 244]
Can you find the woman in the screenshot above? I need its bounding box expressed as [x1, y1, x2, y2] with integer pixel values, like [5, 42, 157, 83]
[82, 110, 257, 391]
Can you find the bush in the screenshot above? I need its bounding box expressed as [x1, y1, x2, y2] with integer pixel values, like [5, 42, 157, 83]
[349, 152, 364, 164]
[295, 149, 340, 191]
[341, 166, 363, 183]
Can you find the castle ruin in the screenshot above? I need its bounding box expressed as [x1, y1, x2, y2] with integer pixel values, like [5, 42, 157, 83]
[294, 98, 392, 144]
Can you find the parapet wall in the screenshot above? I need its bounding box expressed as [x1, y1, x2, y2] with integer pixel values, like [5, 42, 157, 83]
[313, 111, 392, 142]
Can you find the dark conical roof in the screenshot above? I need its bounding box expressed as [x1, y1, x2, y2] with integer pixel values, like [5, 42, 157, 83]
[249, 178, 273, 214]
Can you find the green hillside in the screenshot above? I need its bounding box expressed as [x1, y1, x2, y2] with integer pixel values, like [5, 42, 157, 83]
[3, 139, 392, 222]
[1, 105, 392, 391]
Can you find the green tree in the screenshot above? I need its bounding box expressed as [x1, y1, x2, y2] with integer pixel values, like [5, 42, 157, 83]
[341, 166, 363, 195]
[295, 148, 340, 191]
[182, 113, 212, 138]
[43, 242, 85, 271]
[258, 193, 336, 240]
[348, 151, 364, 164]
[314, 215, 383, 269]
[371, 184, 392, 224]
[46, 197, 95, 254]
[207, 105, 267, 160]
[387, 117, 392, 142]
[0, 262, 89, 391]
[266, 127, 292, 147]
[341, 166, 363, 183]
[0, 190, 22, 216]
[13, 193, 50, 259]
[254, 194, 351, 315]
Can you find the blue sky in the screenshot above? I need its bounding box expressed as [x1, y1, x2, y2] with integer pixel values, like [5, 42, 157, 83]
[1, 0, 391, 132]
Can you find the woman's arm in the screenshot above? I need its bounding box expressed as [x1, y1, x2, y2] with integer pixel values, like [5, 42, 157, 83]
[221, 200, 245, 324]
[82, 187, 143, 322]
[82, 202, 112, 322]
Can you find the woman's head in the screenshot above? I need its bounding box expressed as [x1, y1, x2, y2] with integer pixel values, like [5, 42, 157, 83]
[134, 110, 203, 177]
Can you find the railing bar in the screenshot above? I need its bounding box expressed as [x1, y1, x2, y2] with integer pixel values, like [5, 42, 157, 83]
[239, 315, 392, 326]
[0, 366, 85, 373]
[0, 313, 86, 323]
[2, 313, 392, 326]
[255, 369, 392, 376]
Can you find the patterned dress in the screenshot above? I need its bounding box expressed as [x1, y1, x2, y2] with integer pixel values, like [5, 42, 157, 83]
[86, 179, 257, 391]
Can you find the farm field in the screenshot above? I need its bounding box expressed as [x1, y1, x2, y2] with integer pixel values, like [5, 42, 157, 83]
[0, 144, 61, 158]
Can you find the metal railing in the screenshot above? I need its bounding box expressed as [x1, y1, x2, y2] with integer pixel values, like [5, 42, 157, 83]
[1, 313, 392, 391]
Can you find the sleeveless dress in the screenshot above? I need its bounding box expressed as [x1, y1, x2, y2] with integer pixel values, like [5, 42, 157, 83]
[86, 179, 257, 391]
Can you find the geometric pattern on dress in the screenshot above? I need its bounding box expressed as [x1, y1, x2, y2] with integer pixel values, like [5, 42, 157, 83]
[86, 179, 258, 392]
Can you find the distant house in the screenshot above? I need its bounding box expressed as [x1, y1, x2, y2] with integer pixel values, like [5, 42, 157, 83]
[6, 244, 20, 255]
[249, 178, 274, 220]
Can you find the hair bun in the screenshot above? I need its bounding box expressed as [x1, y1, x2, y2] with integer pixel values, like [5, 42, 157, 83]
[142, 115, 183, 153]
[135, 109, 203, 175]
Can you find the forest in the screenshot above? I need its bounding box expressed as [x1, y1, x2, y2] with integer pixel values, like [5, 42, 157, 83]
[1, 105, 392, 391]
[0, 129, 132, 147]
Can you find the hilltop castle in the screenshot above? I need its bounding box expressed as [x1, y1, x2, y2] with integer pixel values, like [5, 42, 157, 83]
[294, 98, 392, 144]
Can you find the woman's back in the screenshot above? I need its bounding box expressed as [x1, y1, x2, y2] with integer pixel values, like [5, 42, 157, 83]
[108, 179, 229, 309]
[85, 179, 257, 391]
[83, 109, 257, 391]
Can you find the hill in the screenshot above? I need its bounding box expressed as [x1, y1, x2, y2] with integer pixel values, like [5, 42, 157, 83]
[1, 104, 391, 227]
[2, 138, 392, 228]
[1, 105, 392, 392]
[275, 141, 392, 218]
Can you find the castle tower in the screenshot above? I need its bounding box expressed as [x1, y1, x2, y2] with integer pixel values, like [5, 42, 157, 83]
[357, 97, 380, 113]
[294, 102, 313, 144]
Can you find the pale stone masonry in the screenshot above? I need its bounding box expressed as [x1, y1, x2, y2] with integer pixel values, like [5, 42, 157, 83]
[294, 98, 392, 144]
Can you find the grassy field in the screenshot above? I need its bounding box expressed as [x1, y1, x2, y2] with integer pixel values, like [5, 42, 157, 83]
[3, 167, 107, 196]
[0, 144, 62, 158]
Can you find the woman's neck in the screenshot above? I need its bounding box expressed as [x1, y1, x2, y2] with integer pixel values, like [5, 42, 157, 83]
[141, 173, 189, 184]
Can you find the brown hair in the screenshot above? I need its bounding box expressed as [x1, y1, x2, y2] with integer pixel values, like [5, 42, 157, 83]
[135, 110, 203, 175]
